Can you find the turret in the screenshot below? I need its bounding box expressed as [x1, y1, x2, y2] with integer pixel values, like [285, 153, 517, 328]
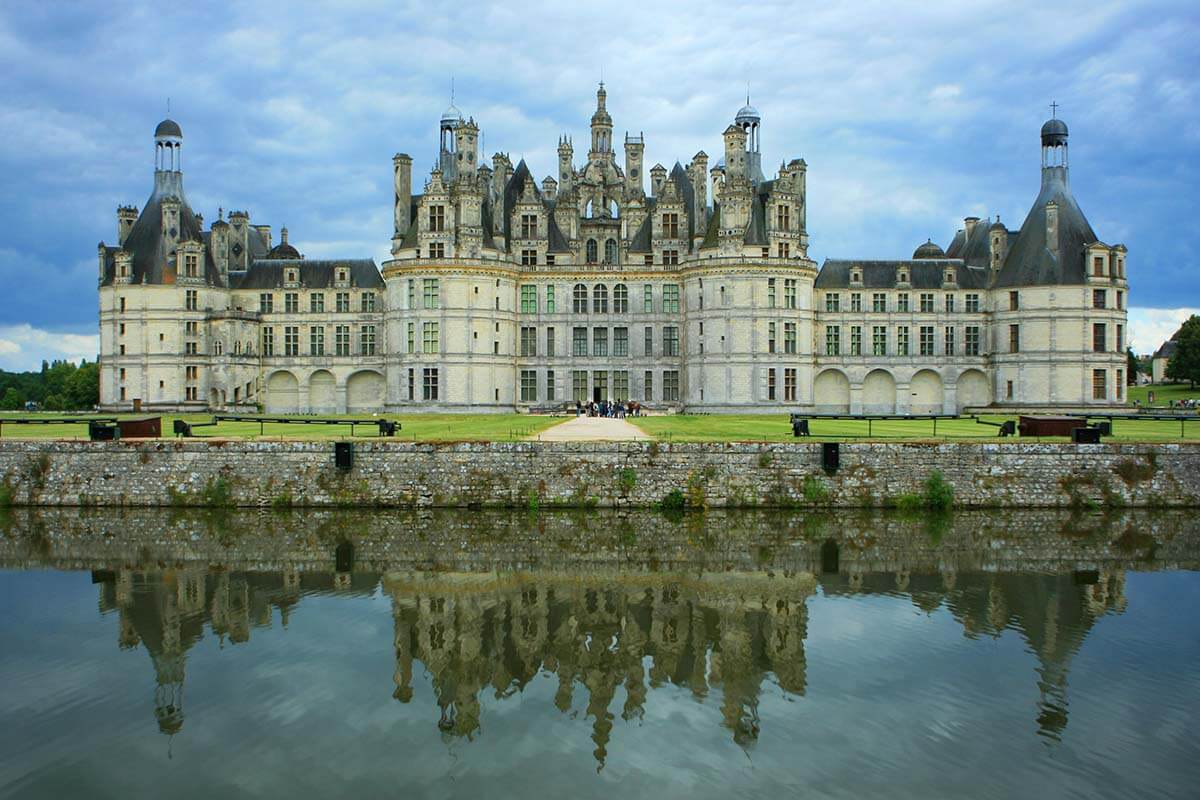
[650, 164, 667, 198]
[689, 151, 708, 236]
[117, 205, 138, 246]
[439, 101, 464, 179]
[558, 136, 574, 193]
[734, 99, 764, 183]
[153, 118, 184, 197]
[210, 209, 229, 276]
[589, 83, 613, 159]
[542, 175, 558, 200]
[722, 125, 747, 181]
[624, 133, 644, 195]
[454, 118, 479, 178]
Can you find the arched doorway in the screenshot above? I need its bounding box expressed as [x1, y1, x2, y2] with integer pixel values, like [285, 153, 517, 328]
[346, 370, 385, 413]
[862, 369, 896, 414]
[957, 369, 990, 411]
[910, 370, 944, 414]
[814, 370, 850, 413]
[266, 371, 299, 413]
[308, 370, 336, 414]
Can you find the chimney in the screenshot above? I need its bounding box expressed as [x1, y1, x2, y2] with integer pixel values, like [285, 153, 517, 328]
[393, 153, 412, 244]
[963, 216, 980, 240]
[117, 205, 138, 246]
[1045, 201, 1059, 256]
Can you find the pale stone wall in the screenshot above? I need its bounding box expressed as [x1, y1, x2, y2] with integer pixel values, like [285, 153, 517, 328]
[1, 440, 1195, 509]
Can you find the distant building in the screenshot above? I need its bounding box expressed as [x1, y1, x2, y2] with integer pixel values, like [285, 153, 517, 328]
[97, 89, 1129, 412]
[1152, 327, 1183, 384]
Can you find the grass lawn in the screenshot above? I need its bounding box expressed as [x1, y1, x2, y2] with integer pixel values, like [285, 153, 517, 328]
[630, 413, 1200, 443]
[0, 412, 564, 442]
[1127, 383, 1200, 408]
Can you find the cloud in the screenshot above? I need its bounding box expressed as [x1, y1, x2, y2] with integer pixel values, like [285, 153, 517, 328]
[0, 324, 98, 372]
[1127, 307, 1198, 355]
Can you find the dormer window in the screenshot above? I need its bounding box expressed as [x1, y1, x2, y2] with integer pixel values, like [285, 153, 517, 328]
[338, 269, 347, 283]
[898, 270, 908, 283]
[520, 214, 537, 239]
[944, 269, 955, 283]
[287, 269, 298, 284]
[850, 270, 861, 284]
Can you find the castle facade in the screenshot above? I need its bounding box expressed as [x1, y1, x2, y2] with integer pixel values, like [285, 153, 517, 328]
[98, 87, 1129, 413]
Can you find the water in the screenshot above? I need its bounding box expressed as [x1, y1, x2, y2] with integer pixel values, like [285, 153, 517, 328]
[1, 508, 1198, 798]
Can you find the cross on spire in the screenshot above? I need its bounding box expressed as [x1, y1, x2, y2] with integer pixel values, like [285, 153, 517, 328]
[1050, 100, 1059, 118]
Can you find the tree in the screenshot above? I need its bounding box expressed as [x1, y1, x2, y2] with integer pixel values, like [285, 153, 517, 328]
[1165, 315, 1200, 389]
[64, 362, 99, 409]
[1, 387, 22, 410]
[1127, 348, 1138, 385]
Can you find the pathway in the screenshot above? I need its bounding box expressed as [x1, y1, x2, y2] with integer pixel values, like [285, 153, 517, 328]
[536, 415, 650, 441]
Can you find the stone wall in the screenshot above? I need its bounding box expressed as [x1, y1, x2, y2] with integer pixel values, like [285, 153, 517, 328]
[1, 439, 1197, 508]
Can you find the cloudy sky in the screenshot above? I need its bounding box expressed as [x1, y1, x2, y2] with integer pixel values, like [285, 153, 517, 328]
[0, 0, 1197, 370]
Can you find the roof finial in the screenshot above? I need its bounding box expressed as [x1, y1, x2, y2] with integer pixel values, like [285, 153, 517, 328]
[450, 76, 455, 104]
[747, 83, 750, 106]
[166, 97, 171, 115]
[1050, 100, 1059, 118]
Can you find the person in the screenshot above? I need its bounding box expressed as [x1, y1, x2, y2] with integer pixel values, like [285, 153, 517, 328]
[575, 399, 582, 417]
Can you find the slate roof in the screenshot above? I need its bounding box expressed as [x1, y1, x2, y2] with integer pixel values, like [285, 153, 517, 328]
[815, 260, 990, 290]
[231, 259, 382, 290]
[993, 168, 1099, 288]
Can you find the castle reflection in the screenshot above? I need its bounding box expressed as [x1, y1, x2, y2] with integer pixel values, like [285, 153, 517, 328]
[5, 507, 1190, 768]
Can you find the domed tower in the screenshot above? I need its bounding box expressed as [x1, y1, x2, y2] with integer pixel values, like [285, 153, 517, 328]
[912, 239, 946, 259]
[734, 98, 764, 183]
[265, 226, 302, 259]
[1041, 109, 1068, 170]
[153, 118, 184, 197]
[590, 82, 613, 161]
[439, 101, 464, 179]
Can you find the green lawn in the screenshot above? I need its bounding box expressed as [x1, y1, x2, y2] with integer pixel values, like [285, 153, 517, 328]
[630, 413, 1200, 443]
[0, 412, 563, 442]
[1127, 383, 1199, 408]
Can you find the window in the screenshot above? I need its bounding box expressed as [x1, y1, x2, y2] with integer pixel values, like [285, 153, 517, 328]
[310, 326, 325, 355]
[262, 327, 274, 356]
[851, 292, 862, 312]
[185, 320, 198, 336]
[663, 285, 680, 313]
[1093, 323, 1106, 352]
[429, 205, 445, 232]
[644, 326, 653, 356]
[184, 253, 198, 278]
[613, 284, 628, 313]
[785, 279, 797, 309]
[644, 370, 653, 401]
[663, 370, 680, 402]
[613, 371, 629, 401]
[767, 278, 776, 308]
[520, 370, 537, 402]
[311, 293, 325, 313]
[1093, 289, 1107, 309]
[944, 326, 955, 356]
[573, 327, 588, 356]
[965, 325, 980, 356]
[423, 322, 439, 354]
[1093, 256, 1104, 277]
[919, 293, 934, 313]
[644, 254, 654, 266]
[361, 325, 376, 356]
[521, 327, 537, 357]
[663, 249, 679, 266]
[663, 326, 679, 356]
[361, 292, 377, 312]
[586, 239, 598, 263]
[520, 214, 537, 239]
[546, 370, 556, 400]
[336, 292, 350, 313]
[851, 326, 863, 356]
[614, 327, 628, 356]
[825, 325, 840, 356]
[260, 293, 274, 313]
[1116, 324, 1124, 352]
[546, 327, 555, 356]
[335, 325, 350, 356]
[572, 370, 588, 402]
[120, 297, 126, 312]
[776, 205, 790, 230]
[1009, 324, 1020, 353]
[1092, 369, 1107, 400]
[285, 326, 299, 356]
[825, 293, 840, 312]
[185, 290, 197, 311]
[777, 242, 790, 258]
[546, 285, 556, 313]
[423, 279, 440, 309]
[407, 369, 414, 400]
[593, 370, 607, 398]
[768, 322, 776, 354]
[427, 242, 442, 261]
[784, 322, 797, 354]
[423, 368, 439, 400]
[965, 293, 980, 313]
[897, 326, 910, 356]
[872, 325, 887, 356]
[945, 294, 955, 313]
[521, 249, 537, 266]
[767, 369, 776, 400]
[604, 239, 617, 264]
[919, 326, 934, 356]
[593, 284, 608, 313]
[663, 213, 679, 238]
[593, 328, 608, 356]
[1009, 291, 1019, 311]
[1006, 380, 1014, 400]
[185, 366, 198, 381]
[643, 285, 653, 313]
[897, 293, 910, 313]
[1117, 370, 1124, 399]
[521, 285, 537, 313]
[784, 368, 797, 402]
[406, 322, 414, 354]
[573, 284, 588, 313]
[873, 293, 886, 312]
[407, 279, 415, 309]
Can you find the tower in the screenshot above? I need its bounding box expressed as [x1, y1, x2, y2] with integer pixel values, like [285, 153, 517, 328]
[590, 83, 613, 160]
[558, 136, 574, 193]
[454, 117, 479, 178]
[439, 101, 463, 179]
[624, 133, 644, 196]
[734, 99, 764, 183]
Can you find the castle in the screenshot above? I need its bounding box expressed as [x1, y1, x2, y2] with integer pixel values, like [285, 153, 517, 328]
[98, 86, 1129, 413]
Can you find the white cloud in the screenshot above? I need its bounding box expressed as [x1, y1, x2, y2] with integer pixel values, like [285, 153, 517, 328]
[0, 324, 98, 372]
[1127, 307, 1198, 355]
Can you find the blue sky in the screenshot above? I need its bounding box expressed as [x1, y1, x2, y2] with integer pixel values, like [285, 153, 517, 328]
[0, 0, 1197, 369]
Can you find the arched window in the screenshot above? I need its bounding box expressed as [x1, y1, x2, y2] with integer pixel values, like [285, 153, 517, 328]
[573, 283, 588, 314]
[593, 284, 608, 313]
[604, 238, 617, 265]
[585, 200, 594, 219]
[609, 199, 619, 218]
[613, 283, 628, 313]
[586, 239, 598, 264]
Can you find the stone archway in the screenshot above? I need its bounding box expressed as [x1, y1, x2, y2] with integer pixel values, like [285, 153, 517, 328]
[910, 369, 944, 415]
[308, 370, 336, 414]
[346, 370, 385, 413]
[956, 369, 990, 411]
[814, 369, 851, 413]
[862, 369, 897, 414]
[266, 371, 299, 413]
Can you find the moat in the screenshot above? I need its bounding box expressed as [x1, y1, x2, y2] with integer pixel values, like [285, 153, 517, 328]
[1, 508, 1197, 798]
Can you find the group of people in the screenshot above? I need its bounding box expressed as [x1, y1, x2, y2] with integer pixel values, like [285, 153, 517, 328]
[576, 399, 642, 418]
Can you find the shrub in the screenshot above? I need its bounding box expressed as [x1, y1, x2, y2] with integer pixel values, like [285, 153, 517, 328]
[802, 475, 830, 504]
[0, 482, 12, 507]
[924, 471, 954, 511]
[201, 477, 234, 507]
[658, 489, 686, 512]
[757, 450, 773, 469]
[271, 491, 294, 511]
[618, 467, 637, 495]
